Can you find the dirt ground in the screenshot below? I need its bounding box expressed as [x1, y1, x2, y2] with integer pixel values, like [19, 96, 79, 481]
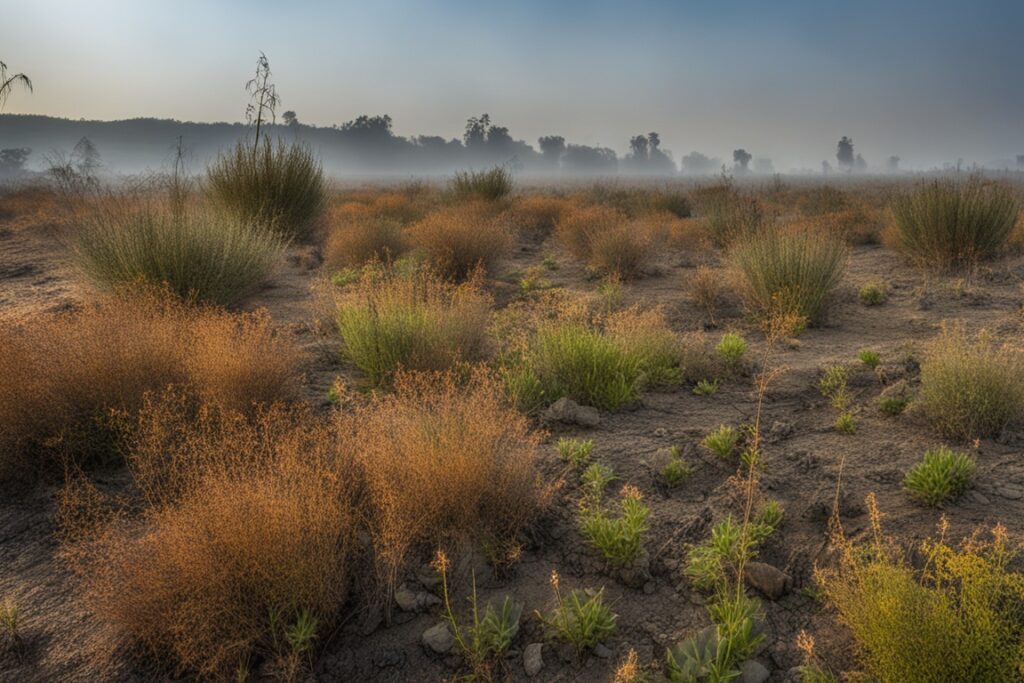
[3, 183, 1024, 682]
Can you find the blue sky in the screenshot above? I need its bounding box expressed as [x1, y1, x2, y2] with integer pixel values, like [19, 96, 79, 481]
[3, 0, 1023, 169]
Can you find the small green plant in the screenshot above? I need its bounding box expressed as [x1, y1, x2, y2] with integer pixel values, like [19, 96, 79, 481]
[835, 411, 855, 434]
[819, 365, 850, 410]
[579, 485, 650, 566]
[581, 462, 616, 500]
[903, 446, 976, 506]
[685, 516, 777, 593]
[715, 332, 748, 369]
[542, 253, 558, 270]
[537, 573, 617, 659]
[433, 551, 523, 680]
[858, 349, 881, 369]
[558, 437, 594, 466]
[330, 267, 361, 288]
[694, 378, 719, 396]
[755, 499, 784, 532]
[662, 445, 693, 487]
[859, 281, 888, 306]
[701, 425, 739, 459]
[596, 275, 624, 311]
[518, 266, 552, 297]
[665, 594, 764, 682]
[879, 394, 910, 416]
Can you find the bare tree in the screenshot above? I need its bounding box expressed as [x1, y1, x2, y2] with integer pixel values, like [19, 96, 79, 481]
[0, 61, 32, 111]
[245, 52, 280, 152]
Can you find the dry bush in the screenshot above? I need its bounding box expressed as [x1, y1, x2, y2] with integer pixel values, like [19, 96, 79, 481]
[64, 397, 358, 678]
[688, 265, 725, 324]
[816, 495, 1024, 683]
[0, 183, 67, 230]
[506, 195, 572, 239]
[334, 266, 492, 386]
[406, 201, 512, 280]
[340, 368, 551, 596]
[730, 226, 847, 329]
[0, 289, 302, 479]
[555, 206, 660, 278]
[667, 217, 712, 253]
[919, 322, 1024, 439]
[322, 192, 424, 270]
[449, 166, 513, 201]
[692, 181, 765, 246]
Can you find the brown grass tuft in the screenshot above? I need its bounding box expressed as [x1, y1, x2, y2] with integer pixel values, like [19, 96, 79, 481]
[405, 202, 513, 280]
[555, 205, 662, 278]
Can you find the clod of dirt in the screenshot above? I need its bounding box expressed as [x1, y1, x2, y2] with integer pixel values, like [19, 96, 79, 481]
[542, 397, 601, 427]
[744, 561, 792, 600]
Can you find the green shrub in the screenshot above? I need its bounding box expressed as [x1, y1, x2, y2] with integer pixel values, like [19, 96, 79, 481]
[903, 446, 976, 506]
[207, 138, 326, 240]
[715, 332, 747, 370]
[684, 517, 774, 593]
[578, 485, 650, 566]
[537, 576, 616, 658]
[834, 412, 855, 434]
[581, 462, 616, 500]
[701, 425, 739, 458]
[879, 394, 910, 416]
[334, 267, 492, 386]
[731, 228, 847, 328]
[449, 166, 513, 201]
[819, 365, 851, 410]
[859, 281, 888, 306]
[816, 496, 1024, 683]
[693, 379, 719, 396]
[890, 177, 1019, 271]
[858, 349, 881, 369]
[557, 437, 594, 466]
[662, 445, 692, 487]
[73, 201, 285, 305]
[919, 323, 1024, 439]
[665, 594, 764, 682]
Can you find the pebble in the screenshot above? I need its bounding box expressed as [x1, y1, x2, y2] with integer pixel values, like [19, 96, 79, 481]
[592, 643, 613, 659]
[744, 561, 792, 601]
[523, 643, 544, 677]
[740, 659, 770, 683]
[422, 622, 454, 654]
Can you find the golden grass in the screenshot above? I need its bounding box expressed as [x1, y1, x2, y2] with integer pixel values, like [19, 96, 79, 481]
[406, 201, 513, 280]
[555, 205, 663, 278]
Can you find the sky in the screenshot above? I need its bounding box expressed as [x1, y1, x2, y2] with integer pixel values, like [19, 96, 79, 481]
[3, 0, 1023, 170]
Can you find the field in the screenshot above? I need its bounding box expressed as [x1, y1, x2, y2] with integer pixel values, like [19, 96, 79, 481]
[2, 171, 1024, 683]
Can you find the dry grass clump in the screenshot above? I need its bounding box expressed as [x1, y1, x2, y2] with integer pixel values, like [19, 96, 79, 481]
[692, 181, 765, 246]
[555, 205, 661, 278]
[889, 176, 1020, 272]
[731, 227, 847, 329]
[449, 166, 513, 201]
[343, 369, 550, 595]
[0, 289, 302, 479]
[63, 398, 358, 679]
[406, 202, 513, 280]
[334, 266, 492, 386]
[507, 194, 572, 239]
[816, 495, 1024, 683]
[919, 322, 1024, 439]
[72, 198, 285, 306]
[206, 138, 326, 241]
[322, 192, 425, 270]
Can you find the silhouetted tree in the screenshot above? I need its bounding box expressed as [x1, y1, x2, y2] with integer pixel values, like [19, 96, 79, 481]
[681, 151, 721, 175]
[886, 155, 900, 171]
[282, 110, 298, 127]
[563, 144, 617, 174]
[732, 149, 752, 172]
[245, 52, 280, 152]
[836, 136, 854, 171]
[0, 61, 31, 111]
[629, 134, 649, 161]
[854, 153, 868, 172]
[464, 114, 491, 148]
[0, 147, 29, 176]
[538, 135, 566, 167]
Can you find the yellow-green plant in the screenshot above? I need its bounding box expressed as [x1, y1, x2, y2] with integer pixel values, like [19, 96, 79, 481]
[536, 572, 616, 659]
[903, 446, 976, 506]
[578, 485, 650, 566]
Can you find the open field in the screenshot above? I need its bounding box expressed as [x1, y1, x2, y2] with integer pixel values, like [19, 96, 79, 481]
[2, 172, 1024, 683]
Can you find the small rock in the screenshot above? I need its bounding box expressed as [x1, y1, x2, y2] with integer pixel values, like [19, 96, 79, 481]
[422, 622, 455, 654]
[592, 643, 614, 659]
[359, 604, 383, 636]
[740, 659, 770, 683]
[523, 643, 544, 677]
[654, 427, 668, 437]
[394, 585, 418, 612]
[543, 397, 601, 428]
[967, 490, 991, 505]
[643, 580, 656, 595]
[1000, 485, 1024, 500]
[744, 561, 792, 600]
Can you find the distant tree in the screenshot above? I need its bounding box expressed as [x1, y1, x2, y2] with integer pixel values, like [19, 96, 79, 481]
[732, 149, 752, 172]
[629, 134, 649, 161]
[282, 110, 298, 127]
[0, 61, 32, 111]
[0, 147, 30, 176]
[245, 51, 280, 152]
[646, 132, 675, 174]
[562, 144, 618, 174]
[73, 137, 101, 177]
[681, 151, 721, 175]
[836, 136, 854, 171]
[822, 160, 833, 175]
[854, 153, 868, 172]
[538, 135, 566, 167]
[340, 114, 393, 136]
[464, 113, 491, 148]
[886, 155, 900, 171]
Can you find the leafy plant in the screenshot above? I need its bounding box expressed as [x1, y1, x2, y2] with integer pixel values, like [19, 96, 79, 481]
[694, 379, 719, 396]
[665, 594, 764, 682]
[835, 411, 855, 434]
[701, 425, 739, 459]
[449, 166, 513, 201]
[662, 445, 693, 487]
[858, 349, 881, 369]
[558, 437, 594, 466]
[537, 573, 617, 658]
[579, 485, 650, 566]
[879, 394, 910, 416]
[581, 462, 616, 501]
[819, 364, 851, 410]
[903, 446, 976, 506]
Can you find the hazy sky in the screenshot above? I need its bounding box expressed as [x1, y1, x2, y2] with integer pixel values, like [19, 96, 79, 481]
[4, 0, 1023, 170]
